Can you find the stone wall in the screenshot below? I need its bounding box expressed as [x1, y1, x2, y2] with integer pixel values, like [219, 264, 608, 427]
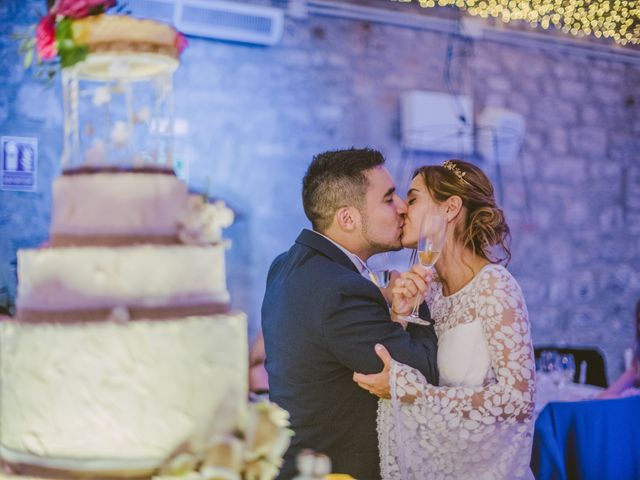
[1, 0, 639, 378]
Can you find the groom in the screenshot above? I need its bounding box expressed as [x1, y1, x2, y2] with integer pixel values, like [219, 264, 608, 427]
[262, 148, 438, 479]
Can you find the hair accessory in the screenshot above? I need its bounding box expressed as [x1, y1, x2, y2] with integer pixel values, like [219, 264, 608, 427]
[442, 160, 470, 185]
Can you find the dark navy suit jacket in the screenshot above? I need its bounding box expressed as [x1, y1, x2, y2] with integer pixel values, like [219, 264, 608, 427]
[262, 229, 438, 480]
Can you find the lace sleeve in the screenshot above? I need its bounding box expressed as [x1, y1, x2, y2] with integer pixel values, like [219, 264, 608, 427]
[424, 275, 440, 307]
[392, 267, 535, 422]
[378, 267, 536, 479]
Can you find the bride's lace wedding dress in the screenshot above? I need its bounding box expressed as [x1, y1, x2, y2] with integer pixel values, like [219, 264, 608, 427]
[378, 264, 536, 480]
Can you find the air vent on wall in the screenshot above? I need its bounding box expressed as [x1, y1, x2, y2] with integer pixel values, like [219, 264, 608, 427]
[127, 0, 285, 46]
[401, 90, 474, 155]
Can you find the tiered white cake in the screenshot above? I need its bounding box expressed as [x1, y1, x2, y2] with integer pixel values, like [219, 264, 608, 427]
[0, 168, 247, 478]
[0, 13, 251, 480]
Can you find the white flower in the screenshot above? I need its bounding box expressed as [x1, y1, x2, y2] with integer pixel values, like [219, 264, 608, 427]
[93, 86, 111, 106]
[243, 459, 280, 480]
[199, 466, 241, 480]
[153, 474, 202, 480]
[202, 435, 244, 472]
[178, 196, 234, 246]
[154, 402, 291, 480]
[158, 452, 199, 477]
[244, 402, 292, 463]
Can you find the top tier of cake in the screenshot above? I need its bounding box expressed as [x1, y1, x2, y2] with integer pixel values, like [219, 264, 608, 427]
[60, 14, 186, 169]
[70, 14, 182, 80]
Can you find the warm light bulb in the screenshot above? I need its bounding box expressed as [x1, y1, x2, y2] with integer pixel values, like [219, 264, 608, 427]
[399, 0, 639, 45]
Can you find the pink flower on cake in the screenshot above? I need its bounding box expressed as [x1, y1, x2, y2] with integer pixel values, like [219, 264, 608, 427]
[20, 0, 188, 77]
[35, 14, 57, 60]
[50, 0, 116, 18]
[175, 32, 189, 55]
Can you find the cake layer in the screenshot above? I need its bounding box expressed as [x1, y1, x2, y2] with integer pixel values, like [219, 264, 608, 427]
[50, 171, 188, 244]
[0, 313, 248, 476]
[72, 15, 180, 58]
[16, 245, 228, 313]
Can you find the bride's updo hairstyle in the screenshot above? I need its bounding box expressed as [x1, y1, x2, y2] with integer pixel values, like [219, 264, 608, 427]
[413, 159, 511, 265]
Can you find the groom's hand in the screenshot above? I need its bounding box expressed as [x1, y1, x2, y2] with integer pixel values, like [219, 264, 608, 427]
[390, 265, 432, 316]
[353, 344, 392, 399]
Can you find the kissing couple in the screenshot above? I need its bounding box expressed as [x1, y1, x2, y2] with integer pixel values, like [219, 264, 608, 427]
[262, 148, 536, 480]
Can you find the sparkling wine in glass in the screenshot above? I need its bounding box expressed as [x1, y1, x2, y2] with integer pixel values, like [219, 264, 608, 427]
[418, 248, 441, 268]
[398, 212, 447, 326]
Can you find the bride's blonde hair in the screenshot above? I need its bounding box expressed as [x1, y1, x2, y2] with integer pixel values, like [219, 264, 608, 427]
[413, 160, 511, 265]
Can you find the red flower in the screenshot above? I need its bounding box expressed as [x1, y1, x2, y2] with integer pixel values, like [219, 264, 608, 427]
[35, 14, 57, 60]
[50, 0, 116, 18]
[175, 32, 188, 55]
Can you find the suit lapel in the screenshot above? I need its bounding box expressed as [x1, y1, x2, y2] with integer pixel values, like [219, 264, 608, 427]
[295, 229, 360, 274]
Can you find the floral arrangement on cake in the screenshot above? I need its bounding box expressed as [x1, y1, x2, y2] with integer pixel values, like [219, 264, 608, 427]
[18, 0, 188, 80]
[178, 196, 235, 246]
[155, 400, 294, 480]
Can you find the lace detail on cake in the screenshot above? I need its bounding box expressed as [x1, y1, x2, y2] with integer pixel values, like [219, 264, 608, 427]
[381, 265, 536, 479]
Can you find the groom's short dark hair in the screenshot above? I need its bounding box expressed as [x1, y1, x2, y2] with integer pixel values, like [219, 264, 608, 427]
[302, 148, 385, 232]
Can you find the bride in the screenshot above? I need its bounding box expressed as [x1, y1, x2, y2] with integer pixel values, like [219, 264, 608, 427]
[354, 160, 536, 479]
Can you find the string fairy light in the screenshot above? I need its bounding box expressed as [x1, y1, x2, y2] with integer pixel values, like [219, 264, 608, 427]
[393, 0, 640, 45]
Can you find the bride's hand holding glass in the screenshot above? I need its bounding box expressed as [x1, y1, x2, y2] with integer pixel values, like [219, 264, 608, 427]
[378, 270, 401, 305]
[390, 265, 432, 319]
[394, 211, 447, 325]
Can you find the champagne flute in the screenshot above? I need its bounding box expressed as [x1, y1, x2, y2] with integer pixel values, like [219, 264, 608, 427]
[372, 270, 391, 288]
[368, 252, 391, 288]
[397, 212, 447, 325]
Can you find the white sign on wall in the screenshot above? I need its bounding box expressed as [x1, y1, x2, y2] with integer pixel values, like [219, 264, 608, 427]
[1, 136, 38, 192]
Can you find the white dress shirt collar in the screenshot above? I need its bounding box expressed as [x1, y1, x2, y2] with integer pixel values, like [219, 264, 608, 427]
[312, 231, 372, 279]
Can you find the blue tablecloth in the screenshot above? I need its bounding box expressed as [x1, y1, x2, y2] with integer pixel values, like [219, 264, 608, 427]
[531, 395, 640, 479]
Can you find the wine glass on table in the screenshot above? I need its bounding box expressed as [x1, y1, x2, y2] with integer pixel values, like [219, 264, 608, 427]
[396, 212, 447, 326]
[558, 353, 576, 387]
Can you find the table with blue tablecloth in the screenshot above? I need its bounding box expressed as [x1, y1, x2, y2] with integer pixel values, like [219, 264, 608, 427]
[531, 395, 640, 480]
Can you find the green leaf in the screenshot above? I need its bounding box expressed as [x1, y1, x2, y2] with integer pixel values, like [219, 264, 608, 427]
[58, 38, 75, 51]
[23, 48, 34, 68]
[56, 17, 73, 43]
[18, 40, 29, 54]
[59, 44, 89, 68]
[18, 36, 36, 54]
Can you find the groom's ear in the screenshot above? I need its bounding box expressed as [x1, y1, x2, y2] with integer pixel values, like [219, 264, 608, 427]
[335, 206, 358, 232]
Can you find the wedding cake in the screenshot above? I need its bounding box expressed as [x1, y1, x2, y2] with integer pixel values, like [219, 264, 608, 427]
[1, 3, 289, 479]
[1, 181, 247, 478]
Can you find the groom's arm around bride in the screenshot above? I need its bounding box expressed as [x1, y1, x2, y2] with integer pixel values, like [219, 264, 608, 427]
[262, 148, 437, 480]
